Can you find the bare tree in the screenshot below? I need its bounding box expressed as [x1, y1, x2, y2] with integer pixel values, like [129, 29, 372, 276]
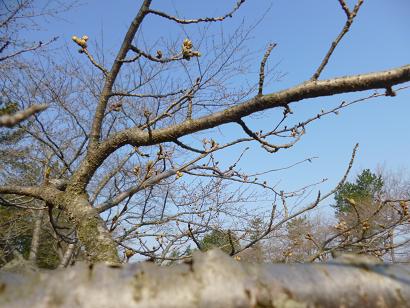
[0, 0, 74, 126]
[0, 0, 410, 266]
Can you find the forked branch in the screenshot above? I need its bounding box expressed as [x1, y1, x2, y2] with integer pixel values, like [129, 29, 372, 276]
[311, 0, 364, 80]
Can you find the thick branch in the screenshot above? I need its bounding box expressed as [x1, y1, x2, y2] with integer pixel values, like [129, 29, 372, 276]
[58, 243, 76, 268]
[72, 64, 410, 191]
[1, 250, 409, 307]
[0, 184, 61, 204]
[88, 0, 152, 146]
[28, 210, 45, 263]
[109, 64, 410, 147]
[0, 104, 48, 127]
[0, 184, 121, 264]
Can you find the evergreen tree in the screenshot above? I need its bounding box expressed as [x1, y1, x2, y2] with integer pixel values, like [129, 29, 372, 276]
[200, 229, 240, 254]
[332, 169, 391, 256]
[333, 169, 383, 214]
[0, 100, 63, 269]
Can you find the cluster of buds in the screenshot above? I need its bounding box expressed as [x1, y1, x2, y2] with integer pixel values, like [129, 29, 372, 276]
[183, 38, 192, 50]
[125, 249, 135, 259]
[145, 160, 153, 169]
[400, 201, 409, 216]
[346, 198, 357, 207]
[109, 102, 123, 112]
[362, 220, 370, 231]
[304, 233, 313, 241]
[373, 250, 383, 257]
[156, 233, 166, 244]
[335, 220, 348, 231]
[146, 160, 155, 177]
[176, 170, 183, 179]
[143, 109, 151, 119]
[234, 255, 241, 261]
[72, 35, 89, 51]
[283, 249, 293, 257]
[182, 38, 201, 60]
[133, 165, 141, 176]
[202, 138, 218, 149]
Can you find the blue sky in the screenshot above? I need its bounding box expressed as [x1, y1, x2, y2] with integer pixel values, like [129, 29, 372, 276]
[31, 0, 410, 209]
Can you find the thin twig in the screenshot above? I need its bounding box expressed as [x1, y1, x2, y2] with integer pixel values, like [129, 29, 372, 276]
[337, 0, 351, 18]
[311, 0, 364, 80]
[148, 0, 246, 24]
[258, 43, 276, 95]
[188, 223, 202, 251]
[83, 49, 109, 76]
[0, 37, 58, 62]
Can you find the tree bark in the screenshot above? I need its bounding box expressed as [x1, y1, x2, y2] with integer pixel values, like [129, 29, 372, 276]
[28, 209, 44, 263]
[1, 250, 409, 308]
[58, 243, 76, 268]
[60, 194, 120, 264]
[0, 185, 120, 263]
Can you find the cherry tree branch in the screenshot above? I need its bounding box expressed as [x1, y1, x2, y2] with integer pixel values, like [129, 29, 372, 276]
[148, 0, 246, 24]
[70, 64, 410, 192]
[311, 0, 364, 80]
[258, 43, 276, 95]
[88, 0, 152, 146]
[0, 104, 48, 127]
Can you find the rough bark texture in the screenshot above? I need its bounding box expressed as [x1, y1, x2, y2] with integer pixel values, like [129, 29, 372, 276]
[60, 195, 120, 264]
[0, 250, 409, 307]
[0, 104, 48, 127]
[59, 243, 76, 268]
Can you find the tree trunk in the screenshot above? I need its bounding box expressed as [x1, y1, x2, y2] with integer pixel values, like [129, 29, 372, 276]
[61, 194, 120, 264]
[389, 229, 396, 263]
[28, 209, 44, 263]
[58, 243, 76, 268]
[1, 250, 409, 308]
